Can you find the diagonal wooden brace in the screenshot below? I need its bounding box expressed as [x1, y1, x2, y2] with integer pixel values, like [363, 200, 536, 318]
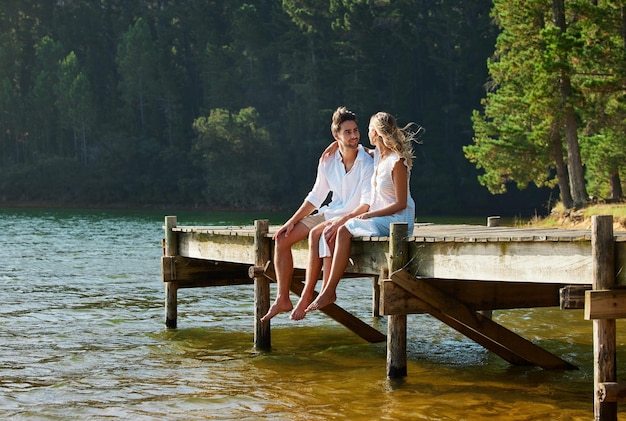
[390, 269, 577, 370]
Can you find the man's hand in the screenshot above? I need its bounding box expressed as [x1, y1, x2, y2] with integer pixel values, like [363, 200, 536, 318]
[273, 221, 295, 240]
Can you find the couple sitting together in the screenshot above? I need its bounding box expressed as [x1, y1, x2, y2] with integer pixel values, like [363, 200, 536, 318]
[261, 106, 421, 323]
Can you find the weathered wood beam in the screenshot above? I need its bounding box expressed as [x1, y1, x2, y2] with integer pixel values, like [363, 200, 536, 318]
[381, 278, 563, 315]
[164, 216, 178, 328]
[162, 256, 252, 285]
[429, 309, 533, 367]
[560, 285, 591, 310]
[390, 269, 577, 370]
[584, 289, 626, 320]
[591, 215, 617, 420]
[387, 223, 409, 379]
[598, 382, 626, 403]
[405, 241, 592, 285]
[253, 220, 271, 350]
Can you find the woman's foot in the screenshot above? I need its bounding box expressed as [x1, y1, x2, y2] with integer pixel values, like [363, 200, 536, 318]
[290, 296, 312, 321]
[305, 291, 336, 313]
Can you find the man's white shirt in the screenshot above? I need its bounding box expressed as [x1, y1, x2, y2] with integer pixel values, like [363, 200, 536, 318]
[304, 145, 374, 220]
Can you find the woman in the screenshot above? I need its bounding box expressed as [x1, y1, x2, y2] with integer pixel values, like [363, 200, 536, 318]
[304, 111, 420, 313]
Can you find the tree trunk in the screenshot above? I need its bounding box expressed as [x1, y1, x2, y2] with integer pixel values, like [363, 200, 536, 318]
[563, 107, 587, 207]
[610, 170, 623, 201]
[550, 120, 573, 209]
[552, 0, 588, 208]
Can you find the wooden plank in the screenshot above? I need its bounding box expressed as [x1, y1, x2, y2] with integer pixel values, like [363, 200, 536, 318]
[584, 289, 626, 320]
[406, 241, 593, 284]
[172, 224, 626, 285]
[390, 269, 577, 370]
[381, 279, 562, 315]
[178, 231, 256, 262]
[161, 256, 252, 285]
[560, 285, 591, 310]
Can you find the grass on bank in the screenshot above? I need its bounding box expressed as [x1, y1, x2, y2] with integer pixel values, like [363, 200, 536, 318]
[522, 202, 626, 231]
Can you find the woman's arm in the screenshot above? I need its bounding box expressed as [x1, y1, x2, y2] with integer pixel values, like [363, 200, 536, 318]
[359, 159, 408, 219]
[320, 141, 338, 162]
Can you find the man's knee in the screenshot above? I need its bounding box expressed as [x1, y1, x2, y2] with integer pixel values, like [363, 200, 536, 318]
[275, 226, 308, 253]
[274, 233, 292, 255]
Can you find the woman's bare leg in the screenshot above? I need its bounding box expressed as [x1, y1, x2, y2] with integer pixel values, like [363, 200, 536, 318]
[305, 226, 353, 312]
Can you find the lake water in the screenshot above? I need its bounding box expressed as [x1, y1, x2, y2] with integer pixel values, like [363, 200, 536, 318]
[1, 207, 624, 420]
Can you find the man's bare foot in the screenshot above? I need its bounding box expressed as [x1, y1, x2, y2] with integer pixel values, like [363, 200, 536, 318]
[290, 296, 313, 321]
[304, 291, 336, 313]
[260, 300, 293, 322]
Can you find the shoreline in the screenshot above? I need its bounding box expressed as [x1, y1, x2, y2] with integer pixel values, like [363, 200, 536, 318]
[524, 203, 626, 231]
[0, 200, 285, 213]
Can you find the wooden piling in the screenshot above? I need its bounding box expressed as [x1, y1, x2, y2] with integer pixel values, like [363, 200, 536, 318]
[253, 219, 271, 350]
[591, 215, 616, 421]
[164, 216, 178, 329]
[373, 268, 387, 318]
[480, 217, 497, 318]
[387, 222, 409, 378]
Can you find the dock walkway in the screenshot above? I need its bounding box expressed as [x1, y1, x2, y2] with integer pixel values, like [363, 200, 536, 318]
[161, 215, 626, 420]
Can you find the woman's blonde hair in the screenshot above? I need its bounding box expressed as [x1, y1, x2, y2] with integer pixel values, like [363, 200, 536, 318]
[369, 112, 423, 168]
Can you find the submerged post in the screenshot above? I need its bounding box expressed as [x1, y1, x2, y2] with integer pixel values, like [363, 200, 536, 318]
[387, 222, 409, 378]
[592, 215, 616, 421]
[253, 219, 271, 350]
[164, 216, 178, 329]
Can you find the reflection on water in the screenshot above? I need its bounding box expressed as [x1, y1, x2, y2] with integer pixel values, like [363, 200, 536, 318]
[0, 207, 623, 420]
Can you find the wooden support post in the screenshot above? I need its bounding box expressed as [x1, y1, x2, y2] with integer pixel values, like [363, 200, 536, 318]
[479, 217, 497, 319]
[164, 216, 178, 329]
[253, 219, 271, 350]
[373, 267, 387, 318]
[387, 222, 408, 379]
[591, 215, 616, 421]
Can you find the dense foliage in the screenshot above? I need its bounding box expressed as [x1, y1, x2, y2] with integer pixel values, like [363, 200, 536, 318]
[466, 0, 626, 208]
[0, 1, 570, 216]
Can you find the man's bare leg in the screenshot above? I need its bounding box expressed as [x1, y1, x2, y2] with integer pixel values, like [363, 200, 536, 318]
[260, 222, 310, 322]
[291, 224, 325, 320]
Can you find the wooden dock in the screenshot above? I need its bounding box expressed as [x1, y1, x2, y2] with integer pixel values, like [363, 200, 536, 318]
[161, 215, 626, 420]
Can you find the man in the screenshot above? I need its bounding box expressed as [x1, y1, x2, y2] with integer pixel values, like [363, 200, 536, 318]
[260, 106, 374, 322]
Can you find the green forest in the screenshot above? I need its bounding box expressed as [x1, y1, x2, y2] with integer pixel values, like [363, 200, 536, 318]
[0, 1, 624, 217]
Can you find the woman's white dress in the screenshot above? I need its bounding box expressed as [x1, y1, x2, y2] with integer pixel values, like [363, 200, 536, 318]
[344, 150, 415, 237]
[319, 149, 415, 257]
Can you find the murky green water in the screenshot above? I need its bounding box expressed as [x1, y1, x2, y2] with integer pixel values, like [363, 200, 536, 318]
[1, 207, 623, 420]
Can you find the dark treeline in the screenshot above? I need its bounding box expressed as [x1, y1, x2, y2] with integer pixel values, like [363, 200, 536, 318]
[0, 1, 550, 216]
